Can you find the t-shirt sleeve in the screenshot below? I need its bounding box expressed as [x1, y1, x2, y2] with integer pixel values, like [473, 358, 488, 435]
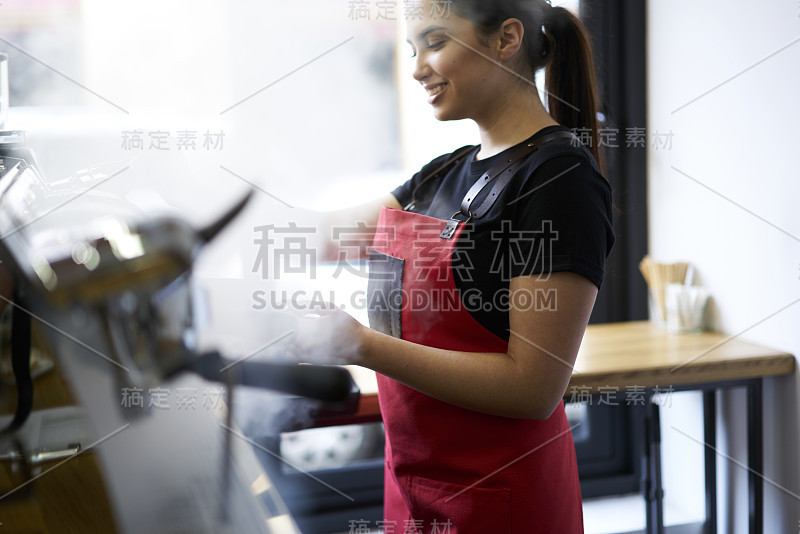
[390, 175, 416, 208]
[506, 154, 615, 289]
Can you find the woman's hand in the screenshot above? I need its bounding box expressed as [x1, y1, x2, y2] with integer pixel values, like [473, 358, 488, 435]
[286, 303, 368, 366]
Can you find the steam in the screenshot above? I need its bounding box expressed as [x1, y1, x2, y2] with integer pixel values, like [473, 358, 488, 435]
[232, 387, 317, 439]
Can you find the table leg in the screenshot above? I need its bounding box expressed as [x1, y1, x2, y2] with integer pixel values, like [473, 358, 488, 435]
[643, 400, 664, 534]
[703, 390, 717, 534]
[747, 379, 763, 534]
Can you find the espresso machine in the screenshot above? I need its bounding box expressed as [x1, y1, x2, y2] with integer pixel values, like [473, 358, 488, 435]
[0, 53, 355, 533]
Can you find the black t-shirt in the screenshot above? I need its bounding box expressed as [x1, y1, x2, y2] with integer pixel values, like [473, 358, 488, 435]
[390, 125, 615, 342]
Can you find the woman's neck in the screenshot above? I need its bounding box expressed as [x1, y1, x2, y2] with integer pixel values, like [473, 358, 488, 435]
[474, 88, 559, 161]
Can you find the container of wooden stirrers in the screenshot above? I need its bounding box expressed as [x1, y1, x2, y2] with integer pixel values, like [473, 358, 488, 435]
[639, 256, 690, 326]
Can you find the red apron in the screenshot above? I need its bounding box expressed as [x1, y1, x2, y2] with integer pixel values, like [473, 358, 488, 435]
[369, 206, 584, 534]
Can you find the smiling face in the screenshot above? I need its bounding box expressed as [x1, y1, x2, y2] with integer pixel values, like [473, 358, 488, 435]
[406, 2, 513, 123]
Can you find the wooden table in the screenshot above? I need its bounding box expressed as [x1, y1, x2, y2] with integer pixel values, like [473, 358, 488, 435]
[571, 321, 794, 389]
[335, 321, 796, 534]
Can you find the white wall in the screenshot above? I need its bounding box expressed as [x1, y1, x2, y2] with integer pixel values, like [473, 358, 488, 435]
[647, 1, 800, 532]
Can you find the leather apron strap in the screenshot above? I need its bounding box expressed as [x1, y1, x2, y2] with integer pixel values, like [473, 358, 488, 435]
[459, 130, 577, 219]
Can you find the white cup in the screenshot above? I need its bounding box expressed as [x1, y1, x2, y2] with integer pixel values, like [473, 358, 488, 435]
[665, 284, 709, 334]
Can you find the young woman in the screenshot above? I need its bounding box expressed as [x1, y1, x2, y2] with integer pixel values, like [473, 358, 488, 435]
[294, 1, 614, 532]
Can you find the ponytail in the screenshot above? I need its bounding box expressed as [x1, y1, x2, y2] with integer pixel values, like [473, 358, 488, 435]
[544, 6, 603, 173]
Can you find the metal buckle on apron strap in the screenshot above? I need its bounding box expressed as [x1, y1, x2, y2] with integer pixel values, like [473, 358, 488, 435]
[439, 211, 472, 239]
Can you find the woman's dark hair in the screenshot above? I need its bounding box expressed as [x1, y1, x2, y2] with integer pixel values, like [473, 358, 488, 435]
[450, 0, 603, 172]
